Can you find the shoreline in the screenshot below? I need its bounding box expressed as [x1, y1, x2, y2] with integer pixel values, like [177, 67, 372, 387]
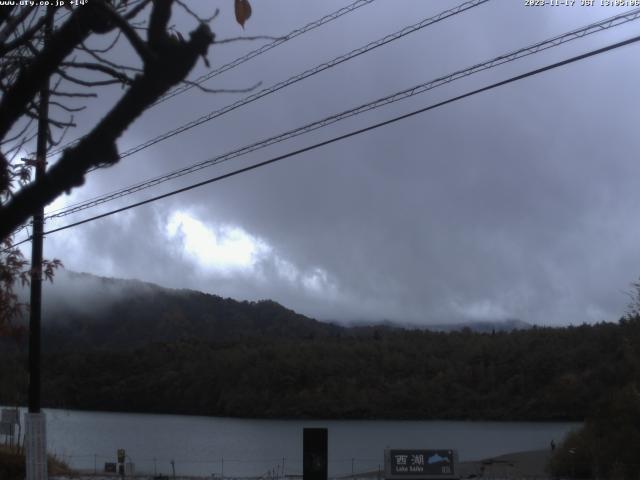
[51, 449, 553, 480]
[340, 449, 552, 479]
[5, 405, 584, 422]
[458, 449, 552, 478]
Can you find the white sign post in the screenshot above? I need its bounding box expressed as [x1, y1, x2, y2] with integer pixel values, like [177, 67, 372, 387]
[1, 408, 20, 447]
[25, 412, 48, 480]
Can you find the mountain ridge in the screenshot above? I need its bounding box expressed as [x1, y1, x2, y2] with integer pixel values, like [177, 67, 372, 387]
[39, 270, 343, 352]
[37, 270, 530, 352]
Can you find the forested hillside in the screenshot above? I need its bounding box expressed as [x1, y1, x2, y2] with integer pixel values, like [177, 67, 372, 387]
[38, 273, 343, 351]
[2, 282, 639, 420]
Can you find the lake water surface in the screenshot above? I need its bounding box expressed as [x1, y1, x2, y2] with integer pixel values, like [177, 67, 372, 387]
[25, 409, 579, 477]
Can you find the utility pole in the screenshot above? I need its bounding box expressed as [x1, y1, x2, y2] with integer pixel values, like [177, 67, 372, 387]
[25, 9, 51, 480]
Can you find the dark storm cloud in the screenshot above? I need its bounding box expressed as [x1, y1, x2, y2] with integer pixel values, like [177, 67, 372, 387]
[32, 0, 640, 325]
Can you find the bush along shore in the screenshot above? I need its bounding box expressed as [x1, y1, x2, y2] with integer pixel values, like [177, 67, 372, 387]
[0, 444, 74, 480]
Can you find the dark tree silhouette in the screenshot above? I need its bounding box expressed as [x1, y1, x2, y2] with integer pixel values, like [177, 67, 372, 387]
[0, 0, 220, 239]
[0, 0, 252, 331]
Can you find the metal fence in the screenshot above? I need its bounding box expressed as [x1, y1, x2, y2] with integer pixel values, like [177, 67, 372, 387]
[52, 454, 387, 480]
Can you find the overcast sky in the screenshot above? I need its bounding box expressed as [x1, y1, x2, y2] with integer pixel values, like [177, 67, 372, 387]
[17, 0, 640, 326]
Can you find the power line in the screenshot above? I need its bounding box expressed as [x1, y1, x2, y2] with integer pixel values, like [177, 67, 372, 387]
[46, 0, 376, 157]
[44, 6, 640, 221]
[6, 31, 637, 251]
[45, 0, 492, 218]
[155, 0, 376, 106]
[46, 0, 490, 162]
[112, 0, 490, 160]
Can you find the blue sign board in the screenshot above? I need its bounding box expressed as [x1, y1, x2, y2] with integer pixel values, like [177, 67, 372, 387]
[385, 449, 458, 479]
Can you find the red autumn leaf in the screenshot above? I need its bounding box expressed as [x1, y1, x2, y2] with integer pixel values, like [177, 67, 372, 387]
[234, 0, 252, 28]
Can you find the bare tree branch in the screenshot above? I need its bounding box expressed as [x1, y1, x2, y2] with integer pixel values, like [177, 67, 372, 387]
[50, 90, 98, 98]
[24, 106, 75, 129]
[55, 68, 124, 87]
[78, 42, 143, 73]
[6, 131, 37, 162]
[0, 9, 50, 57]
[84, 29, 122, 54]
[0, 0, 215, 239]
[123, 0, 153, 21]
[148, 0, 173, 49]
[49, 100, 86, 113]
[175, 0, 219, 24]
[47, 116, 74, 148]
[0, 4, 112, 141]
[99, 3, 155, 64]
[0, 5, 16, 30]
[60, 61, 133, 84]
[48, 74, 92, 102]
[0, 116, 35, 145]
[0, 6, 35, 45]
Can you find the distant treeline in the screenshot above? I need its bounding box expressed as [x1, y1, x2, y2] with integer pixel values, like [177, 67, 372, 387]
[2, 316, 639, 420]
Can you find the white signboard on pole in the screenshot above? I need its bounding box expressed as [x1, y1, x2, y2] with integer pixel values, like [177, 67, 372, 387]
[25, 412, 48, 480]
[1, 408, 19, 425]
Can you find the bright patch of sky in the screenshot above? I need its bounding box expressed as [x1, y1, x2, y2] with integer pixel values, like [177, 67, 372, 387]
[165, 210, 338, 298]
[166, 211, 271, 274]
[450, 298, 510, 321]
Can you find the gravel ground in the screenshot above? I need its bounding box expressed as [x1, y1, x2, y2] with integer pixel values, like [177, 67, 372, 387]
[458, 449, 552, 478]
